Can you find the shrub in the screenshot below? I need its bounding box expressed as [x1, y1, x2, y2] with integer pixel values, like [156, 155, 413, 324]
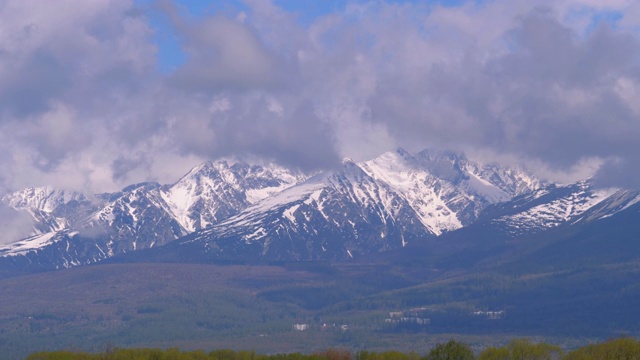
[423, 340, 474, 360]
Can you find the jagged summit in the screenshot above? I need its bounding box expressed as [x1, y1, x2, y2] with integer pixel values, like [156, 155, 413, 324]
[3, 147, 626, 271]
[2, 186, 89, 213]
[1, 186, 95, 236]
[0, 158, 309, 268]
[159, 160, 306, 233]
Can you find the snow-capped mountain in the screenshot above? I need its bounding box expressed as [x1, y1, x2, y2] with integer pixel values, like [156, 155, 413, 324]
[477, 181, 620, 237]
[5, 147, 632, 271]
[360, 149, 540, 234]
[158, 161, 305, 233]
[577, 188, 640, 223]
[1, 186, 96, 235]
[174, 159, 431, 261]
[159, 149, 542, 262]
[0, 161, 306, 269]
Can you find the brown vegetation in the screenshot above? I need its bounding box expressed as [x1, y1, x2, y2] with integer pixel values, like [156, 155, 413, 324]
[26, 338, 640, 360]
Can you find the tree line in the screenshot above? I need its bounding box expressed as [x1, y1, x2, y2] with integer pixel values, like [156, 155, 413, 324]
[26, 338, 640, 360]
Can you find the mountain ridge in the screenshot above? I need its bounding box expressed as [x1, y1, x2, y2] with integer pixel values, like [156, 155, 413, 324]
[2, 147, 630, 272]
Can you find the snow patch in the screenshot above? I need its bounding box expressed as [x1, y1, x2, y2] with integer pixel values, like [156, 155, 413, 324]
[463, 171, 510, 203]
[283, 204, 300, 224]
[0, 232, 59, 256]
[360, 152, 463, 235]
[494, 183, 617, 235]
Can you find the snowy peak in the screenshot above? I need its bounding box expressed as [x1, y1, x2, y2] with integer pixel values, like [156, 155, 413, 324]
[360, 150, 462, 235]
[160, 161, 247, 233]
[1, 186, 95, 236]
[0, 159, 311, 267]
[575, 188, 640, 223]
[327, 159, 414, 223]
[416, 148, 468, 183]
[463, 162, 542, 199]
[181, 159, 431, 261]
[176, 161, 240, 189]
[2, 186, 88, 213]
[485, 180, 619, 237]
[230, 162, 307, 203]
[416, 148, 541, 197]
[192, 148, 543, 255]
[3, 147, 629, 271]
[179, 149, 542, 261]
[160, 160, 306, 233]
[359, 148, 541, 234]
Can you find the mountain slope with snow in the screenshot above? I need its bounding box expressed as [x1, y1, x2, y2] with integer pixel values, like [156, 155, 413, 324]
[0, 161, 307, 269]
[3, 147, 634, 272]
[360, 148, 540, 235]
[1, 187, 96, 235]
[479, 181, 619, 237]
[158, 161, 305, 233]
[165, 149, 543, 262]
[175, 159, 431, 261]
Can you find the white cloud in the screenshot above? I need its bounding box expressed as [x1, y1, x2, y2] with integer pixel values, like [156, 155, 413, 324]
[0, 0, 639, 194]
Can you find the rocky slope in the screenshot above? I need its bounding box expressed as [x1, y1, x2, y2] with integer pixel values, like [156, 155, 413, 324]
[9, 148, 629, 270]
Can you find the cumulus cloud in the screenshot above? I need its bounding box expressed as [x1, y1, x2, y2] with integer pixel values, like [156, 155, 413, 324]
[153, 0, 342, 170]
[167, 13, 281, 90]
[298, 1, 640, 187]
[0, 0, 159, 192]
[0, 0, 639, 196]
[386, 7, 640, 170]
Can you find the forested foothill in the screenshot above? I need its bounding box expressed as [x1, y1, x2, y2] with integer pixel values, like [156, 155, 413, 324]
[2, 259, 640, 360]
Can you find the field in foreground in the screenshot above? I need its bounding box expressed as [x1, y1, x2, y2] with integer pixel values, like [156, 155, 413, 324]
[25, 338, 640, 360]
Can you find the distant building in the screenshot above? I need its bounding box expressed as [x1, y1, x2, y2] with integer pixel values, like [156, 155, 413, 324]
[472, 310, 505, 320]
[293, 323, 309, 331]
[386, 308, 430, 325]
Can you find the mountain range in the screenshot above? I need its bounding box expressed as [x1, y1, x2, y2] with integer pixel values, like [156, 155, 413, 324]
[0, 147, 635, 273]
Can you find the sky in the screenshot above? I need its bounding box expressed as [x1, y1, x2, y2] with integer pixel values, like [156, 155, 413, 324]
[0, 0, 639, 196]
